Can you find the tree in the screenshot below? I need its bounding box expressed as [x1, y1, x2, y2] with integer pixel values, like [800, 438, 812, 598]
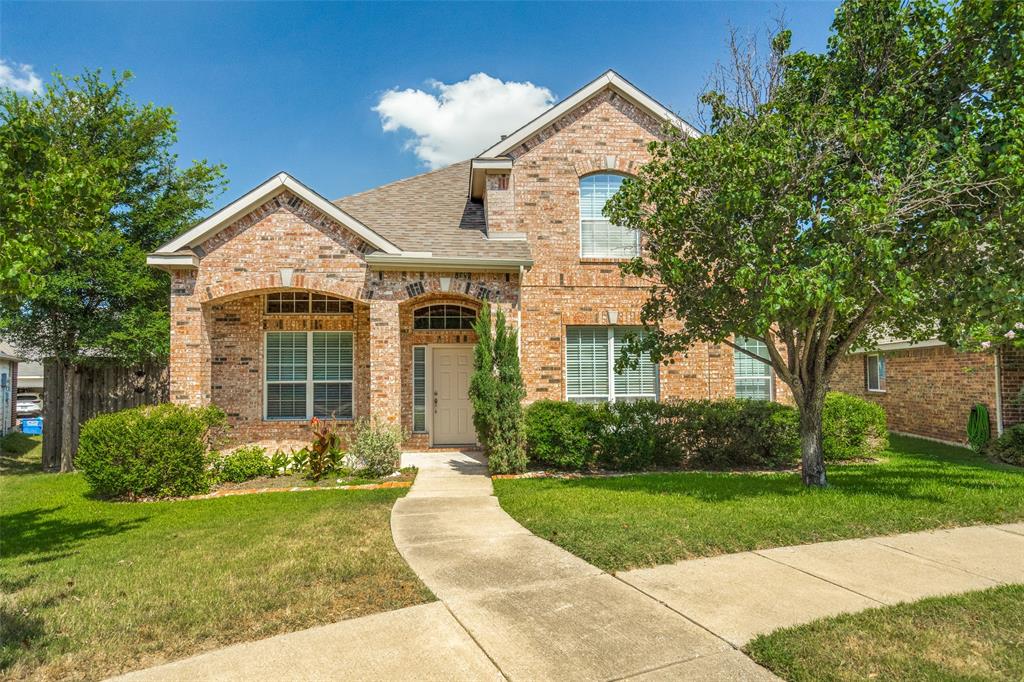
[0, 71, 225, 472]
[469, 301, 527, 474]
[607, 0, 1024, 486]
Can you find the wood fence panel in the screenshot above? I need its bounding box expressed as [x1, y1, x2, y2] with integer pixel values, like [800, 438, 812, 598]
[41, 360, 169, 469]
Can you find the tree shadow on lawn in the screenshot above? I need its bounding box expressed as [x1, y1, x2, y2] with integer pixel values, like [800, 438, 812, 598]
[0, 433, 44, 476]
[542, 451, 1021, 505]
[1, 506, 149, 563]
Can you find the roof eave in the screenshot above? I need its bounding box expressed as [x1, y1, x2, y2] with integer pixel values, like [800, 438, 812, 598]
[365, 252, 532, 273]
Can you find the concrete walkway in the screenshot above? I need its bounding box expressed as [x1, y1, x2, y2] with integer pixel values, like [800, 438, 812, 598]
[619, 522, 1024, 647]
[392, 451, 774, 681]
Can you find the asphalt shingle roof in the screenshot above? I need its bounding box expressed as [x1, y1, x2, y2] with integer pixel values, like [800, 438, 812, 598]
[333, 161, 530, 260]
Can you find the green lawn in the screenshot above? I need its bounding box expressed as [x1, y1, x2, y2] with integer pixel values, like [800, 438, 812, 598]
[746, 584, 1024, 681]
[0, 435, 433, 681]
[493, 435, 1024, 571]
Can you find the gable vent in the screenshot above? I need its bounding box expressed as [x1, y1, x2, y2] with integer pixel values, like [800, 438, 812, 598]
[287, 195, 302, 209]
[406, 281, 425, 298]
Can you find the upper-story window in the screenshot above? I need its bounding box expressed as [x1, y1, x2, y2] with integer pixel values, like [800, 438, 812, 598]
[413, 304, 477, 330]
[266, 292, 353, 314]
[579, 174, 639, 259]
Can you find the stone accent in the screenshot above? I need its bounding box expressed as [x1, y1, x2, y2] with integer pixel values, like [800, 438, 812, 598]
[832, 345, 999, 444]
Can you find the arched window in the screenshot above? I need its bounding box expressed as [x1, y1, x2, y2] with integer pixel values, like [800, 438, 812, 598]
[413, 304, 477, 330]
[579, 173, 639, 259]
[266, 292, 353, 314]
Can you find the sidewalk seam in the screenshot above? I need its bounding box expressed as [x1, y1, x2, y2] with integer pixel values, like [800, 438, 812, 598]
[751, 551, 888, 606]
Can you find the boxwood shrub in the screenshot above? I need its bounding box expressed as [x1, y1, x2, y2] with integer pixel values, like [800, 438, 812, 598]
[987, 424, 1024, 466]
[77, 403, 227, 499]
[821, 391, 888, 460]
[524, 400, 600, 470]
[210, 445, 273, 483]
[523, 393, 887, 472]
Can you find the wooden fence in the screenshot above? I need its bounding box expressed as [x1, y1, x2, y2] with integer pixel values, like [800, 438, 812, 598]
[42, 360, 168, 470]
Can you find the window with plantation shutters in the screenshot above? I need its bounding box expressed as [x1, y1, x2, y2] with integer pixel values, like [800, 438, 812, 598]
[412, 346, 426, 432]
[565, 326, 657, 403]
[579, 174, 639, 259]
[733, 336, 773, 400]
[265, 331, 354, 419]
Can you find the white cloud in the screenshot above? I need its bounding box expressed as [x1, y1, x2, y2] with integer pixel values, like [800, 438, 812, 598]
[374, 73, 555, 169]
[0, 59, 43, 95]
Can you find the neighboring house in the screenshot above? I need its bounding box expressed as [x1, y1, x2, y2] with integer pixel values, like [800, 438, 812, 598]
[14, 357, 43, 396]
[0, 347, 22, 436]
[834, 339, 1023, 446]
[147, 69, 1020, 449]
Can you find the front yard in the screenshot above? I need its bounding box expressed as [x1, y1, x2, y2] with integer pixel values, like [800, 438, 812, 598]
[493, 435, 1024, 571]
[746, 584, 1024, 681]
[0, 435, 433, 681]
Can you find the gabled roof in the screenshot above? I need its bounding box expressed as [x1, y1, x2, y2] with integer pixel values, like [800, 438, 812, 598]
[333, 161, 530, 262]
[150, 172, 404, 262]
[476, 69, 700, 160]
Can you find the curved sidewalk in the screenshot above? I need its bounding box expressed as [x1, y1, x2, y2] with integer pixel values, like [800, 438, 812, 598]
[392, 451, 773, 681]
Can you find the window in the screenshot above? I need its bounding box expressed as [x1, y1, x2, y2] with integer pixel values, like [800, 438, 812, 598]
[412, 346, 426, 432]
[734, 337, 773, 400]
[266, 292, 353, 314]
[265, 331, 354, 419]
[866, 354, 886, 392]
[413, 304, 477, 330]
[579, 174, 639, 258]
[565, 326, 657, 403]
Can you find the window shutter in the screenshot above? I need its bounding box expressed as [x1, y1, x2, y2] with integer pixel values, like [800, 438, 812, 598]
[412, 347, 426, 432]
[566, 327, 609, 399]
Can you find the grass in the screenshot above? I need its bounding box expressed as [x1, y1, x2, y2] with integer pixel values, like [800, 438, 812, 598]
[746, 584, 1024, 681]
[493, 435, 1024, 571]
[0, 435, 433, 681]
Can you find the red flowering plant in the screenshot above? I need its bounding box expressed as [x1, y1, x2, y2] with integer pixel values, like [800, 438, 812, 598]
[306, 417, 344, 480]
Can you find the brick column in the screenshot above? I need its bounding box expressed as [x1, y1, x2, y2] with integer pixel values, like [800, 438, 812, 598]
[169, 271, 211, 406]
[369, 299, 401, 424]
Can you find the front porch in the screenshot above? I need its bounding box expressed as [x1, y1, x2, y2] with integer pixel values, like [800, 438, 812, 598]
[169, 279, 504, 448]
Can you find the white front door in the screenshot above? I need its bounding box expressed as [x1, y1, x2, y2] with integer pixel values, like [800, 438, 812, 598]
[432, 347, 475, 446]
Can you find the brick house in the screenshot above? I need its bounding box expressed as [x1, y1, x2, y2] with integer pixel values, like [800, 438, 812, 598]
[834, 340, 1023, 446]
[148, 70, 1021, 449]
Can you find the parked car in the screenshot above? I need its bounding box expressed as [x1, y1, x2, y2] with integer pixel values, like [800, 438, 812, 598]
[16, 393, 42, 416]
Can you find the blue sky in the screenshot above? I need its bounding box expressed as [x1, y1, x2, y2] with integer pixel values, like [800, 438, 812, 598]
[2, 2, 839, 210]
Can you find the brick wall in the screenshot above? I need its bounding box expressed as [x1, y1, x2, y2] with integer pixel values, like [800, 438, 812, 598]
[832, 345, 997, 444]
[1000, 348, 1024, 430]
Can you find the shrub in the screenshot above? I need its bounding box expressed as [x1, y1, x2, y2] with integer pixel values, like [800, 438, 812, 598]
[77, 404, 226, 499]
[349, 418, 402, 477]
[595, 400, 671, 471]
[821, 392, 888, 460]
[524, 400, 600, 469]
[987, 424, 1024, 466]
[211, 445, 273, 483]
[470, 302, 527, 474]
[674, 399, 800, 469]
[967, 403, 991, 452]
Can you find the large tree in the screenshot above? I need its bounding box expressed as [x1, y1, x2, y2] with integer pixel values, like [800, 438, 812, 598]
[607, 0, 1024, 486]
[0, 71, 225, 471]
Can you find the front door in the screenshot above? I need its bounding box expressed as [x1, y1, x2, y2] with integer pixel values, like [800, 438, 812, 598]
[432, 347, 475, 446]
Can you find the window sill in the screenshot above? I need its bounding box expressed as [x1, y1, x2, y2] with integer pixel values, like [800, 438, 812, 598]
[866, 389, 887, 394]
[262, 417, 355, 422]
[580, 257, 634, 264]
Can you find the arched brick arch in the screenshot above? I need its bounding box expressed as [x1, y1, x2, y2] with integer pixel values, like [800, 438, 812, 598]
[201, 273, 365, 305]
[573, 155, 642, 179]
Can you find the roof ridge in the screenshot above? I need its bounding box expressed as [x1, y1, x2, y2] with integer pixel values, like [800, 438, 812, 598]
[333, 159, 471, 204]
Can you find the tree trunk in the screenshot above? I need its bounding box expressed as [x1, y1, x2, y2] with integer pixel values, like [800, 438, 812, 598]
[798, 394, 827, 487]
[60, 362, 76, 473]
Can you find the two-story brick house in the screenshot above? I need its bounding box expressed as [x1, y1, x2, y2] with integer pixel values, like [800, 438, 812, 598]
[148, 70, 787, 448]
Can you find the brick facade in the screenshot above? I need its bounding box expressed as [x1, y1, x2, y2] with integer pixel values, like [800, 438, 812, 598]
[831, 345, 1019, 445]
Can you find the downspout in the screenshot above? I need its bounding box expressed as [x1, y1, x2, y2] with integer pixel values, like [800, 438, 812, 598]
[995, 350, 1004, 436]
[517, 265, 524, 360]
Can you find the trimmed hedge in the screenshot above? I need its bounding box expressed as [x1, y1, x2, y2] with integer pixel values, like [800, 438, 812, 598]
[523, 392, 887, 472]
[987, 424, 1024, 466]
[821, 391, 888, 460]
[77, 404, 226, 499]
[211, 445, 273, 483]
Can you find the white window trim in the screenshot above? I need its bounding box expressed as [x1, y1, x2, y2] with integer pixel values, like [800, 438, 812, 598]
[866, 353, 887, 393]
[263, 331, 356, 421]
[578, 174, 640, 260]
[565, 326, 659, 403]
[733, 337, 775, 401]
[412, 345, 427, 433]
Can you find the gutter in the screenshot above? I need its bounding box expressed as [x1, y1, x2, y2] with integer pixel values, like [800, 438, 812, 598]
[365, 253, 532, 273]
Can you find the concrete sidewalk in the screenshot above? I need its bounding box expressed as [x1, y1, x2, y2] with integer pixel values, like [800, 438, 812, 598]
[619, 523, 1024, 647]
[392, 451, 775, 681]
